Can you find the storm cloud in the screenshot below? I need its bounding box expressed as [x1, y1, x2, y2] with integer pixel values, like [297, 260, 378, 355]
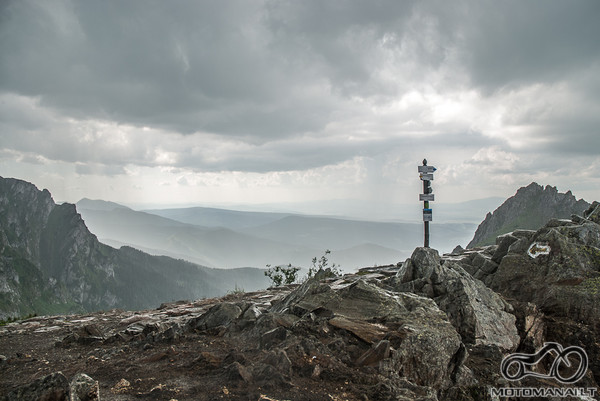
[1, 0, 599, 210]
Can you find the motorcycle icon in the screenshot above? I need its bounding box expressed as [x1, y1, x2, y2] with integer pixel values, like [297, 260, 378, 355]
[501, 342, 588, 384]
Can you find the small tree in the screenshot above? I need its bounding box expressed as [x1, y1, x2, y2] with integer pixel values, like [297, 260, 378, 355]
[264, 263, 300, 287]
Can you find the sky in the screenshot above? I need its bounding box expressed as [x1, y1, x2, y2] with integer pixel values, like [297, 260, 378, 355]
[1, 0, 599, 220]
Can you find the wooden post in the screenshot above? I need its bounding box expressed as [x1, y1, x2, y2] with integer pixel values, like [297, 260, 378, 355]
[423, 178, 430, 248]
[418, 159, 435, 248]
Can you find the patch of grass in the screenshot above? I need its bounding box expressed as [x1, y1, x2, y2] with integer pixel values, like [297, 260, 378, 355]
[579, 277, 600, 295]
[227, 284, 245, 295]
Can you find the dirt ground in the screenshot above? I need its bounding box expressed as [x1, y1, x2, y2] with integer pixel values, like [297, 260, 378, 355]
[0, 294, 372, 401]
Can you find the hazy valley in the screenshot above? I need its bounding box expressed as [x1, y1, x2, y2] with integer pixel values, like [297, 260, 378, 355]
[77, 199, 481, 273]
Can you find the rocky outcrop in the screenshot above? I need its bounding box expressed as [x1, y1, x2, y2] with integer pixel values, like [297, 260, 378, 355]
[467, 182, 590, 247]
[270, 278, 466, 390]
[391, 247, 520, 351]
[459, 203, 600, 325]
[454, 200, 600, 388]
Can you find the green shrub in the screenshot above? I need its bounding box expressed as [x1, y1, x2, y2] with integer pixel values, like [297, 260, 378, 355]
[307, 250, 341, 280]
[264, 263, 300, 287]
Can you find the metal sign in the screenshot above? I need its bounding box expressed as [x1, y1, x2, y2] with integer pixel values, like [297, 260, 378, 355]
[418, 165, 437, 173]
[419, 159, 435, 247]
[419, 194, 435, 202]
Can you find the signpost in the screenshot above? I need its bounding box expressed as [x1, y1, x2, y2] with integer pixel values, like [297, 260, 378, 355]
[419, 159, 436, 247]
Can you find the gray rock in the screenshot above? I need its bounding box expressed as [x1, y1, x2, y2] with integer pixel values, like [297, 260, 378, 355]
[186, 302, 243, 331]
[260, 326, 288, 349]
[451, 245, 464, 255]
[397, 247, 441, 282]
[492, 233, 518, 263]
[252, 363, 292, 389]
[3, 371, 69, 401]
[435, 261, 519, 350]
[271, 276, 464, 389]
[394, 247, 519, 351]
[226, 361, 253, 383]
[584, 201, 600, 224]
[367, 377, 439, 401]
[355, 339, 390, 367]
[69, 373, 98, 401]
[488, 216, 600, 324]
[263, 349, 292, 377]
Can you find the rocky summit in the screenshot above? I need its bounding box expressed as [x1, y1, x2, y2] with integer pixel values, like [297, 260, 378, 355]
[1, 203, 599, 400]
[467, 182, 590, 248]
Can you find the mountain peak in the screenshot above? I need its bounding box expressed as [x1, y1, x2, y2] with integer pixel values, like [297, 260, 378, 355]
[467, 182, 590, 248]
[76, 198, 131, 212]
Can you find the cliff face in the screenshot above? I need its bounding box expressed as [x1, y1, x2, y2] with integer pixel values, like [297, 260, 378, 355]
[0, 177, 265, 319]
[467, 182, 590, 248]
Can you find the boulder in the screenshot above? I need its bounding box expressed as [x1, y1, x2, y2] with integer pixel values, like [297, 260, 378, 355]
[186, 302, 243, 331]
[3, 372, 69, 401]
[271, 277, 464, 389]
[584, 201, 600, 224]
[260, 326, 288, 349]
[69, 373, 98, 401]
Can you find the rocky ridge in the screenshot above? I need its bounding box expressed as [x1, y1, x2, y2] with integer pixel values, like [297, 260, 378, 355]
[1, 202, 599, 400]
[467, 182, 590, 248]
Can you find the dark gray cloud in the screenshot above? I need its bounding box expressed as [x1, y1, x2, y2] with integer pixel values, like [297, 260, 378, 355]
[453, 0, 600, 91]
[3, 0, 598, 138]
[1, 0, 331, 137]
[1, 0, 599, 208]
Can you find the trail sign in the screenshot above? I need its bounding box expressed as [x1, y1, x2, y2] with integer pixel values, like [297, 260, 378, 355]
[418, 165, 437, 174]
[418, 159, 436, 247]
[419, 194, 435, 202]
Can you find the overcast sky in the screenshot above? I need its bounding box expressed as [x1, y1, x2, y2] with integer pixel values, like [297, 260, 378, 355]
[1, 0, 599, 219]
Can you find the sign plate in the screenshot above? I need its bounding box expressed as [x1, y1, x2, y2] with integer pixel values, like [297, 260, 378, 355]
[423, 208, 432, 221]
[418, 165, 437, 173]
[419, 194, 435, 202]
[420, 173, 434, 181]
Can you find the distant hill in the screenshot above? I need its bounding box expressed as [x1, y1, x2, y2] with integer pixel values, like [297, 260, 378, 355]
[76, 201, 316, 269]
[75, 198, 131, 211]
[240, 214, 476, 257]
[0, 177, 269, 319]
[144, 206, 291, 229]
[78, 200, 477, 271]
[467, 182, 590, 248]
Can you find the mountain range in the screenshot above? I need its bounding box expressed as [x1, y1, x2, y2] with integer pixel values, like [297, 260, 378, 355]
[0, 176, 593, 321]
[0, 177, 269, 320]
[76, 199, 478, 272]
